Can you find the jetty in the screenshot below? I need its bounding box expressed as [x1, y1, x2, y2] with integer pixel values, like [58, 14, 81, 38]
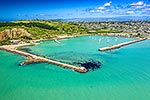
[99, 38, 147, 51]
[0, 44, 88, 73]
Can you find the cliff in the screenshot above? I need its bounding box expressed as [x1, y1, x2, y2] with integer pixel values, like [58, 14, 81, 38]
[0, 28, 31, 40]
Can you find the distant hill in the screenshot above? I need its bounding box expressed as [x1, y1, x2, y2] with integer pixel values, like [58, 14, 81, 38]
[1, 16, 150, 22]
[62, 16, 150, 22]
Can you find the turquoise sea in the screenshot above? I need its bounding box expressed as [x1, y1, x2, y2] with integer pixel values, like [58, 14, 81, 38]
[0, 36, 150, 100]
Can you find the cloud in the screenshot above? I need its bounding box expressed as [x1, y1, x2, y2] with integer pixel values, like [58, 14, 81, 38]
[130, 1, 145, 6]
[104, 1, 112, 7]
[98, 6, 105, 10]
[90, 1, 112, 13]
[146, 8, 150, 10]
[89, 10, 95, 13]
[129, 1, 150, 9]
[130, 1, 146, 9]
[129, 1, 150, 14]
[88, 1, 150, 16]
[126, 11, 134, 14]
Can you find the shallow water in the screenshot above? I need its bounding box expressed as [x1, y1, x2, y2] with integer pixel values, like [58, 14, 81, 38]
[0, 36, 150, 100]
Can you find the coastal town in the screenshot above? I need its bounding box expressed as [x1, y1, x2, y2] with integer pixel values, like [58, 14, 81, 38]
[79, 21, 150, 38]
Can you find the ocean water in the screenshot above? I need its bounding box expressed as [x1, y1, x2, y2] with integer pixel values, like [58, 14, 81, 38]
[0, 36, 150, 100]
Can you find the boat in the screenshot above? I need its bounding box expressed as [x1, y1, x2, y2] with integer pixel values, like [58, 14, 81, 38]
[54, 39, 61, 44]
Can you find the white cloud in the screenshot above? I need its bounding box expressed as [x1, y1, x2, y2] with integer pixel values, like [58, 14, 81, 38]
[90, 2, 112, 13]
[126, 11, 134, 14]
[89, 1, 150, 16]
[146, 8, 150, 10]
[104, 1, 112, 7]
[130, 1, 150, 9]
[89, 10, 95, 13]
[130, 1, 144, 6]
[130, 1, 146, 8]
[98, 6, 105, 10]
[94, 1, 112, 12]
[137, 1, 144, 5]
[98, 1, 112, 9]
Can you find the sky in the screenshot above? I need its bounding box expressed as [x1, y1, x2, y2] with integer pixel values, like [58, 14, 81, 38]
[0, 0, 150, 21]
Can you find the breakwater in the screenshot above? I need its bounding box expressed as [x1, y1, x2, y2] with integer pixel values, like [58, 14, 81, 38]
[0, 44, 88, 73]
[99, 38, 147, 51]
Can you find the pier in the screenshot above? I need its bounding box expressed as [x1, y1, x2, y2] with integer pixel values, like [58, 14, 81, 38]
[99, 38, 147, 51]
[0, 44, 88, 73]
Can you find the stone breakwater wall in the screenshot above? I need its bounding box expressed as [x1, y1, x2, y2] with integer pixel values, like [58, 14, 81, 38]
[0, 45, 88, 73]
[99, 38, 147, 51]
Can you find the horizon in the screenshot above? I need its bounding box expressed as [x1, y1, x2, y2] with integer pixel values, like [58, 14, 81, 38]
[1, 16, 150, 22]
[0, 0, 150, 21]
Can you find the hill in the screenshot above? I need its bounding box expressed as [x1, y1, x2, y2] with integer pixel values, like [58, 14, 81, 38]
[0, 20, 88, 45]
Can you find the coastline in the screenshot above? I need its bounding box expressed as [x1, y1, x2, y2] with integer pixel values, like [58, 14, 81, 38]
[0, 34, 148, 73]
[0, 33, 148, 52]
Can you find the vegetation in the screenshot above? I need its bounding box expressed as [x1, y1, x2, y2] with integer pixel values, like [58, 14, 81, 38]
[0, 20, 88, 41]
[0, 39, 10, 45]
[0, 40, 2, 46]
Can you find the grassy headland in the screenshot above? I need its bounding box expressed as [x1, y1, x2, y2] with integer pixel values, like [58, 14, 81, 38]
[0, 20, 88, 45]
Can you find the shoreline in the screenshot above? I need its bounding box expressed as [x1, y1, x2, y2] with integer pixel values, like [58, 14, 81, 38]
[0, 33, 149, 53]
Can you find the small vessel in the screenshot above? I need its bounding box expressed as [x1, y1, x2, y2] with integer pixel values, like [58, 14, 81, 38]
[106, 39, 110, 43]
[98, 39, 101, 42]
[54, 39, 61, 44]
[115, 37, 118, 41]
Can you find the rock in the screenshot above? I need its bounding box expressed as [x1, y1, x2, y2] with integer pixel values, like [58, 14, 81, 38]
[76, 60, 101, 71]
